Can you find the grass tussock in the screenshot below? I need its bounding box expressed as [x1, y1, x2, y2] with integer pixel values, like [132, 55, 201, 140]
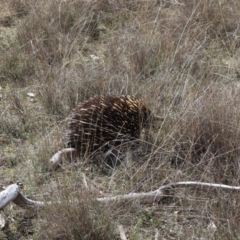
[173, 87, 240, 184]
[2, 0, 240, 239]
[38, 189, 117, 240]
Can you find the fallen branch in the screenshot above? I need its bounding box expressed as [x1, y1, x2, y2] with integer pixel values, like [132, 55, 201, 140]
[0, 184, 19, 210]
[1, 181, 240, 211]
[50, 148, 76, 171]
[0, 184, 44, 211]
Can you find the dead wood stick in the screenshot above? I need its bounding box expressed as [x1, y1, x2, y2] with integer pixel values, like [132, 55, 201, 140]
[0, 184, 44, 210]
[1, 181, 240, 211]
[50, 148, 76, 171]
[0, 184, 19, 209]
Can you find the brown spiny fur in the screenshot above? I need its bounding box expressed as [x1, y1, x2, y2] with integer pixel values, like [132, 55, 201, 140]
[65, 95, 153, 156]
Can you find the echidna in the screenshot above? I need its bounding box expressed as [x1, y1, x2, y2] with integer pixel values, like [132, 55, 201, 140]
[50, 95, 160, 170]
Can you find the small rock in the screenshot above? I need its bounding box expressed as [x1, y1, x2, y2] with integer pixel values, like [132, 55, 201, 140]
[27, 92, 36, 98]
[90, 54, 100, 61]
[0, 211, 6, 229]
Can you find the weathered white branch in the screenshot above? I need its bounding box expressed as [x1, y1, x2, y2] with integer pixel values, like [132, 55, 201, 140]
[0, 184, 44, 211]
[50, 148, 76, 171]
[0, 184, 19, 210]
[1, 181, 240, 211]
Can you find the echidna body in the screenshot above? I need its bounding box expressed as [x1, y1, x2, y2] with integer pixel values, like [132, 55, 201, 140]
[65, 95, 153, 156]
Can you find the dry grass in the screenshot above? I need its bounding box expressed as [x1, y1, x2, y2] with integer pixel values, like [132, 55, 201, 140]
[37, 188, 117, 240]
[1, 0, 240, 239]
